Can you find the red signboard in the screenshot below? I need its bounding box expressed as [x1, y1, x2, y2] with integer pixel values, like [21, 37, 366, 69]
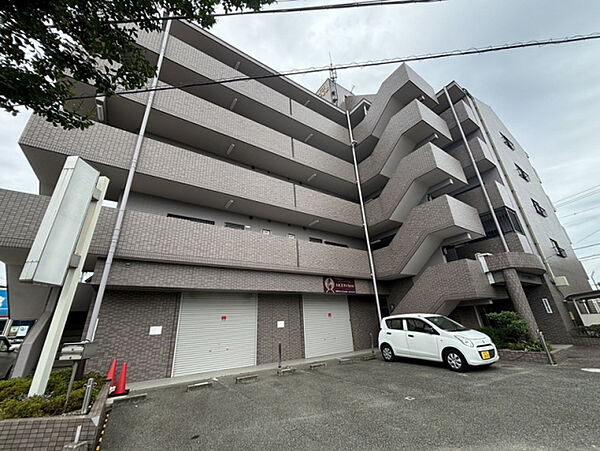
[323, 277, 356, 294]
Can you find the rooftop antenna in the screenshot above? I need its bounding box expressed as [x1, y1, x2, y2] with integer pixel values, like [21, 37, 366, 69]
[328, 51, 338, 106]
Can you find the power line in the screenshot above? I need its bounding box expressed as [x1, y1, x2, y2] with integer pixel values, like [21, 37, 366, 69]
[60, 32, 600, 103]
[574, 242, 600, 251]
[108, 0, 445, 24]
[558, 203, 600, 219]
[555, 183, 600, 207]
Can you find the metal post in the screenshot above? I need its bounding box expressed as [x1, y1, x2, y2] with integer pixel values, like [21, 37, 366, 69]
[278, 342, 282, 369]
[538, 330, 555, 365]
[86, 19, 172, 341]
[63, 361, 79, 411]
[345, 110, 382, 323]
[442, 87, 509, 253]
[369, 332, 374, 354]
[28, 177, 109, 397]
[81, 378, 95, 414]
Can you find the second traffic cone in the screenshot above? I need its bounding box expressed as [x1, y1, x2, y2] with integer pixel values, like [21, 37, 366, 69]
[106, 359, 117, 385]
[112, 362, 129, 397]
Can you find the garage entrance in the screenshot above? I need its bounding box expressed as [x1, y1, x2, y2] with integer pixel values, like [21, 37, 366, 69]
[172, 292, 257, 377]
[302, 295, 354, 358]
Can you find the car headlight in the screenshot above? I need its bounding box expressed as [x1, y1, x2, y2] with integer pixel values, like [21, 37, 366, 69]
[455, 336, 474, 347]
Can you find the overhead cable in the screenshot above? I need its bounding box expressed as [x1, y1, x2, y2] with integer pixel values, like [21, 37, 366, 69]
[60, 32, 600, 103]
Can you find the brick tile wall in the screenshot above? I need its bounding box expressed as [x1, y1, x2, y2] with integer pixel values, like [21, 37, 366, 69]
[257, 294, 304, 364]
[348, 296, 379, 351]
[85, 291, 180, 382]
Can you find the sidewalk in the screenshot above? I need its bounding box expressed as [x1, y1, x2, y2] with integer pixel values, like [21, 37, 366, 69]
[127, 349, 376, 392]
[558, 345, 600, 368]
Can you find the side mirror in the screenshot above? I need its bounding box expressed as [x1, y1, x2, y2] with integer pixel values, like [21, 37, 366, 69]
[424, 326, 436, 335]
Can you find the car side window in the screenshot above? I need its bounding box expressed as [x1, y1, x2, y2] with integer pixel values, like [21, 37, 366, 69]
[406, 319, 429, 333]
[386, 318, 404, 330]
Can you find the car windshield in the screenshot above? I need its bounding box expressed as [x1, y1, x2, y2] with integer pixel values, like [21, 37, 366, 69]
[425, 316, 469, 332]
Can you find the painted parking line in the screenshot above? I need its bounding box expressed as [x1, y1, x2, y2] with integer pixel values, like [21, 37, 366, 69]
[581, 368, 600, 373]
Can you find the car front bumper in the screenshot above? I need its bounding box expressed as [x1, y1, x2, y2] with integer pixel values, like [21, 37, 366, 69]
[463, 345, 499, 366]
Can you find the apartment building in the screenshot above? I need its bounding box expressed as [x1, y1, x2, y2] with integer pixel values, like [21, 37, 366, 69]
[0, 20, 593, 382]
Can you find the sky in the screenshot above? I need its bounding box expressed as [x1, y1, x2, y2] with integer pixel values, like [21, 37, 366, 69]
[1, 0, 599, 287]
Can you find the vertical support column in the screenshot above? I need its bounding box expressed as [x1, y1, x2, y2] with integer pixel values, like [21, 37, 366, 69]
[345, 111, 382, 323]
[86, 20, 172, 342]
[502, 268, 539, 339]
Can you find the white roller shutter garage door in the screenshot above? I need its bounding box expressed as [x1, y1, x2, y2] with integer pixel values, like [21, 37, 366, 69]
[172, 293, 257, 377]
[303, 295, 354, 358]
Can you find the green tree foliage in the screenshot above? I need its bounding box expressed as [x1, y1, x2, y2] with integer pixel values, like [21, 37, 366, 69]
[0, 0, 274, 129]
[479, 311, 551, 352]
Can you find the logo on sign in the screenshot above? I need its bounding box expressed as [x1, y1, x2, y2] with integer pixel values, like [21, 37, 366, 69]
[323, 277, 356, 294]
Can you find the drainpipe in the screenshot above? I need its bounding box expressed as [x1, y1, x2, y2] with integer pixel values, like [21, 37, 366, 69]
[442, 87, 509, 253]
[464, 91, 557, 282]
[85, 20, 172, 341]
[345, 111, 382, 323]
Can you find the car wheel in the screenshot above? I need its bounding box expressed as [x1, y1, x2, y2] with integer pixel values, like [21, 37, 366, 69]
[444, 349, 467, 372]
[381, 344, 395, 362]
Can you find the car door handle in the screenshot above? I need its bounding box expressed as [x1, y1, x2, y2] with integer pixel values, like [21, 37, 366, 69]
[408, 334, 414, 338]
[386, 332, 392, 335]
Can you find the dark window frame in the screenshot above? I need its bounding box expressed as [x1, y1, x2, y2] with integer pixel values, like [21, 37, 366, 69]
[224, 221, 246, 230]
[324, 240, 349, 248]
[515, 163, 531, 182]
[500, 132, 515, 150]
[550, 238, 567, 258]
[531, 198, 548, 217]
[167, 213, 215, 225]
[479, 206, 525, 237]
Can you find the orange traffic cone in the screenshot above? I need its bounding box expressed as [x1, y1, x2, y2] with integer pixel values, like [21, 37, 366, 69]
[106, 359, 117, 385]
[111, 362, 129, 397]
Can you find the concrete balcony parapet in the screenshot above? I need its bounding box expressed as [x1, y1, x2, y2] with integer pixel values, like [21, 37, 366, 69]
[353, 64, 439, 147]
[373, 195, 485, 280]
[439, 99, 480, 140]
[366, 143, 467, 235]
[358, 99, 452, 195]
[392, 258, 506, 315]
[0, 189, 370, 279]
[18, 116, 362, 234]
[136, 31, 349, 156]
[483, 252, 546, 275]
[446, 136, 497, 178]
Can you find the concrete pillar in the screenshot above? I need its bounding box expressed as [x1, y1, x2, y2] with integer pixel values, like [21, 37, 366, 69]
[502, 268, 538, 339]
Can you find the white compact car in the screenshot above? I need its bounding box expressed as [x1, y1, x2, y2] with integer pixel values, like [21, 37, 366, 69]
[378, 313, 499, 371]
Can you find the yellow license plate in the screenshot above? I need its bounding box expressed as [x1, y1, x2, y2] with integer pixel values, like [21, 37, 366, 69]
[481, 351, 491, 360]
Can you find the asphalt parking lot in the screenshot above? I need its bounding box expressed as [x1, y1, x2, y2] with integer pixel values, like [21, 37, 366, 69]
[102, 356, 600, 450]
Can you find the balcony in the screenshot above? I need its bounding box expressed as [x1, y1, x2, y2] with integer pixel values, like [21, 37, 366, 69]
[352, 64, 439, 150]
[357, 99, 452, 195]
[366, 143, 467, 235]
[0, 189, 369, 279]
[19, 116, 362, 236]
[439, 99, 480, 141]
[446, 136, 497, 179]
[373, 195, 485, 279]
[392, 258, 506, 315]
[136, 31, 349, 158]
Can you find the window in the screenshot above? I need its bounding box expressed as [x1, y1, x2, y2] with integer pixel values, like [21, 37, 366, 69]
[386, 318, 404, 330]
[309, 237, 323, 243]
[500, 132, 515, 150]
[541, 298, 553, 314]
[288, 233, 296, 239]
[550, 239, 567, 258]
[479, 207, 525, 237]
[225, 222, 246, 230]
[262, 229, 271, 235]
[515, 163, 530, 182]
[324, 240, 349, 248]
[167, 213, 214, 225]
[406, 318, 430, 333]
[531, 199, 548, 217]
